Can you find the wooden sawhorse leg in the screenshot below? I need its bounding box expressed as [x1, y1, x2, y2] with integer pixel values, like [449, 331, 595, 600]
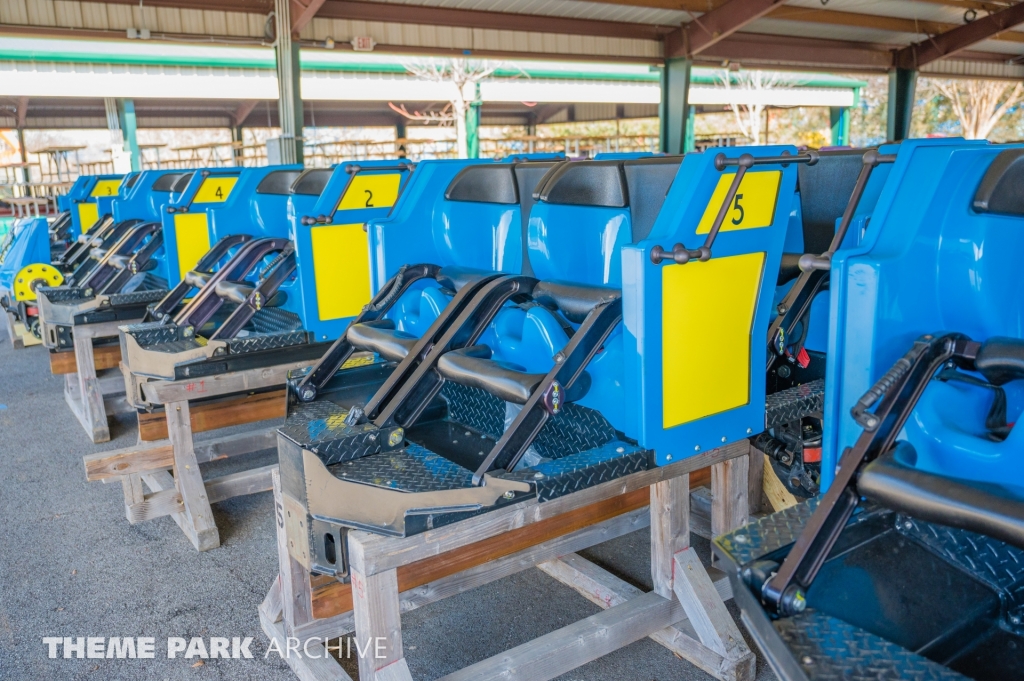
[65, 332, 110, 443]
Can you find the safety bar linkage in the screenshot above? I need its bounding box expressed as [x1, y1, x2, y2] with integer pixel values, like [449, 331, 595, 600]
[301, 162, 415, 226]
[766, 150, 897, 370]
[760, 333, 977, 617]
[650, 151, 818, 266]
[145, 234, 254, 323]
[293, 263, 441, 402]
[79, 222, 162, 295]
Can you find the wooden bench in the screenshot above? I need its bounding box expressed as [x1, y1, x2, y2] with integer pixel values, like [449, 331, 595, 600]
[260, 440, 759, 681]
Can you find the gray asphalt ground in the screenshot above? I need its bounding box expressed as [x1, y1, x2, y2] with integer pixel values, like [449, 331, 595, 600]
[0, 330, 778, 681]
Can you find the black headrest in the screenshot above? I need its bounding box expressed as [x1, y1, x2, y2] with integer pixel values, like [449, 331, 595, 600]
[796, 150, 864, 255]
[153, 172, 191, 193]
[292, 168, 333, 196]
[974, 148, 1024, 217]
[623, 157, 682, 242]
[513, 162, 562, 278]
[125, 174, 140, 189]
[171, 172, 194, 194]
[257, 169, 304, 195]
[436, 266, 494, 292]
[445, 165, 518, 204]
[537, 161, 627, 208]
[976, 336, 1024, 386]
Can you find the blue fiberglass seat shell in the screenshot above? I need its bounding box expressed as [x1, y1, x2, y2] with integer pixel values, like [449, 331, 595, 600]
[714, 141, 1024, 681]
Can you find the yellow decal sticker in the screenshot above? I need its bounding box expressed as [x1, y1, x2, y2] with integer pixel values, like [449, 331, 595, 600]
[696, 171, 781, 235]
[77, 203, 100, 234]
[90, 179, 122, 197]
[311, 223, 371, 321]
[661, 251, 765, 428]
[173, 213, 211, 280]
[193, 176, 237, 204]
[337, 174, 402, 211]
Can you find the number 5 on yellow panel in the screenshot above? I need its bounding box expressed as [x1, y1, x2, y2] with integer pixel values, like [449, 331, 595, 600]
[696, 170, 781, 235]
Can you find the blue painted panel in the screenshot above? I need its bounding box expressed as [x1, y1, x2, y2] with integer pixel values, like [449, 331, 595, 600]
[528, 203, 630, 287]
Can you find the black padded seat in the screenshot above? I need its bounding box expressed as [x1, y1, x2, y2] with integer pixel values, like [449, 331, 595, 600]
[533, 280, 621, 324]
[796, 150, 864, 255]
[778, 253, 803, 285]
[347, 319, 417, 362]
[438, 345, 591, 404]
[860, 449, 1024, 551]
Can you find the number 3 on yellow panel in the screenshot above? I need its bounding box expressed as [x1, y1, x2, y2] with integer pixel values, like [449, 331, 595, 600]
[695, 170, 781, 235]
[338, 174, 401, 211]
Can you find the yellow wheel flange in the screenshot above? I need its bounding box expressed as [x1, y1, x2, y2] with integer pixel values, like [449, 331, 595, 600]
[13, 263, 64, 302]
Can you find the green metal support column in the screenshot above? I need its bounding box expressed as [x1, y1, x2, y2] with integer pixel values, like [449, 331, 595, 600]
[466, 83, 482, 159]
[684, 106, 696, 153]
[660, 57, 692, 155]
[887, 68, 917, 142]
[271, 0, 304, 164]
[829, 107, 850, 147]
[116, 99, 141, 171]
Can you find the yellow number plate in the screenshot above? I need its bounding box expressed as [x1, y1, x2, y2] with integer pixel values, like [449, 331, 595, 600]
[174, 213, 212, 280]
[193, 177, 237, 204]
[90, 179, 122, 197]
[311, 223, 371, 321]
[661, 251, 765, 428]
[338, 174, 402, 211]
[696, 170, 781, 235]
[77, 203, 100, 234]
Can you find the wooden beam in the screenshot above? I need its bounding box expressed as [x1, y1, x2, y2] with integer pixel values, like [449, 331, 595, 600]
[315, 0, 675, 41]
[49, 344, 121, 375]
[683, 0, 787, 56]
[896, 0, 1024, 68]
[137, 389, 286, 441]
[291, 0, 327, 34]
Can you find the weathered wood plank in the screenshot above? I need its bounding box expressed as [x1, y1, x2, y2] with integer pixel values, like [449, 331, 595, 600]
[71, 331, 110, 443]
[141, 360, 313, 404]
[2, 309, 24, 349]
[712, 450, 750, 538]
[438, 591, 684, 681]
[538, 554, 737, 681]
[49, 343, 121, 375]
[138, 389, 287, 441]
[348, 440, 748, 576]
[762, 453, 799, 511]
[351, 567, 405, 681]
[747, 444, 765, 514]
[651, 474, 689, 599]
[310, 503, 650, 621]
[125, 465, 276, 523]
[274, 470, 315, 634]
[84, 427, 278, 481]
[260, 597, 354, 681]
[166, 401, 219, 551]
[322, 487, 650, 620]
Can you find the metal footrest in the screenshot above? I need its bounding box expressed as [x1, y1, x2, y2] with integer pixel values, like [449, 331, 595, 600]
[765, 378, 825, 429]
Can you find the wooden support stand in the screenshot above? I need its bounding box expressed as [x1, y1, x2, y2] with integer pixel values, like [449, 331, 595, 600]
[83, 358, 314, 551]
[51, 320, 132, 443]
[2, 307, 38, 349]
[260, 441, 757, 681]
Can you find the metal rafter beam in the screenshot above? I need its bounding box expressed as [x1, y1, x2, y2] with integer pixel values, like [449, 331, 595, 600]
[679, 0, 787, 57]
[684, 32, 895, 70]
[896, 0, 1024, 68]
[314, 0, 674, 40]
[290, 0, 327, 34]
